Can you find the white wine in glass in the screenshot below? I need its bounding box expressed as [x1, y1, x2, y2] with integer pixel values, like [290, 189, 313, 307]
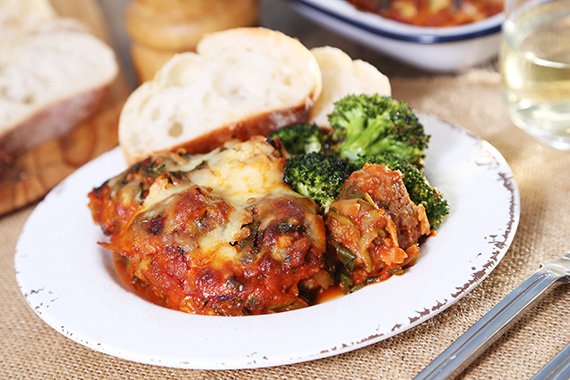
[500, 0, 570, 150]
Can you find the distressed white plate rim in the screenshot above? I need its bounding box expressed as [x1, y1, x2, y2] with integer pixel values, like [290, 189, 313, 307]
[15, 114, 520, 369]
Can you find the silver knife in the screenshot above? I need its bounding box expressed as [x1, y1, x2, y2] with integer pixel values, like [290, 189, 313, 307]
[531, 343, 570, 380]
[414, 252, 570, 380]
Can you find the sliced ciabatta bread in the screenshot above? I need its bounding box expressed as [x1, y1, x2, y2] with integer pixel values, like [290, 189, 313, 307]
[309, 47, 391, 128]
[119, 27, 322, 163]
[0, 0, 56, 41]
[0, 1, 118, 154]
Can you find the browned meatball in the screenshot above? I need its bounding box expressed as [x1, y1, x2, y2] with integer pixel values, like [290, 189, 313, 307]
[339, 164, 429, 250]
[325, 164, 428, 290]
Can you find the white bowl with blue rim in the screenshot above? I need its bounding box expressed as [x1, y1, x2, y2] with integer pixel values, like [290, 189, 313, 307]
[289, 0, 503, 72]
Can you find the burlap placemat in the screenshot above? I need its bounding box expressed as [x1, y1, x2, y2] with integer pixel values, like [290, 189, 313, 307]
[1, 70, 568, 379]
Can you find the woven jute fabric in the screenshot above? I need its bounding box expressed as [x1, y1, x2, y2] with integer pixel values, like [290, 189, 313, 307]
[1, 69, 569, 379]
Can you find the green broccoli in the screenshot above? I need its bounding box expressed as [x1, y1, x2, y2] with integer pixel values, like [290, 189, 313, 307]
[267, 123, 327, 155]
[284, 152, 352, 209]
[328, 94, 429, 168]
[355, 154, 449, 227]
[273, 95, 447, 226]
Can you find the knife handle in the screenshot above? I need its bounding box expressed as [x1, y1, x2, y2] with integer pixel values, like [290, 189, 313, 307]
[414, 267, 566, 380]
[531, 343, 570, 380]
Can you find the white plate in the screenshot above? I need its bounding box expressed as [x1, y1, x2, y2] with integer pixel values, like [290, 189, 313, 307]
[15, 115, 519, 369]
[289, 0, 503, 72]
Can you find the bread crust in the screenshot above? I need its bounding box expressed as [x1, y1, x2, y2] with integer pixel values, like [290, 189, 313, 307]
[123, 102, 314, 164]
[0, 3, 119, 157]
[0, 84, 109, 155]
[120, 27, 322, 164]
[145, 104, 310, 160]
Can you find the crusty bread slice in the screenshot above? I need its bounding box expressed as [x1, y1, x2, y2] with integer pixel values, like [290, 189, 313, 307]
[0, 0, 56, 41]
[119, 27, 322, 163]
[0, 2, 118, 154]
[310, 47, 391, 128]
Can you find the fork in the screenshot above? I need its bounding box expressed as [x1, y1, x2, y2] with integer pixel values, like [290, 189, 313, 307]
[415, 252, 570, 380]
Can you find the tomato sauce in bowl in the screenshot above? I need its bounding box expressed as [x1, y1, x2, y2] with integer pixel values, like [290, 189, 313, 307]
[348, 0, 503, 26]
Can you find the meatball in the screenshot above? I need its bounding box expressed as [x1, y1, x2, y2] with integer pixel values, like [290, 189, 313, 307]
[339, 164, 429, 249]
[325, 164, 428, 290]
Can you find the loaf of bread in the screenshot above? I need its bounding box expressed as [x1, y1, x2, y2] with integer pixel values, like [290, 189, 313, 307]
[125, 0, 259, 52]
[310, 47, 391, 127]
[130, 41, 176, 85]
[119, 27, 322, 163]
[0, 0, 118, 154]
[126, 0, 259, 83]
[136, 0, 231, 15]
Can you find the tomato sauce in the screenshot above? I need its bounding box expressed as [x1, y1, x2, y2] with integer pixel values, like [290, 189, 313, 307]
[315, 286, 345, 304]
[115, 254, 349, 310]
[113, 254, 169, 308]
[349, 0, 503, 27]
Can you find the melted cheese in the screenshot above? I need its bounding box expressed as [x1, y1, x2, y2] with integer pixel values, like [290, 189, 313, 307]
[142, 137, 293, 210]
[197, 207, 251, 264]
[141, 137, 300, 266]
[143, 177, 192, 211]
[188, 137, 292, 204]
[192, 138, 297, 264]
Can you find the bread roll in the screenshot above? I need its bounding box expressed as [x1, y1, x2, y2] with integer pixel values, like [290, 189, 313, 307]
[0, 2, 118, 154]
[125, 0, 259, 52]
[135, 0, 252, 18]
[130, 41, 177, 84]
[310, 47, 391, 127]
[119, 27, 322, 163]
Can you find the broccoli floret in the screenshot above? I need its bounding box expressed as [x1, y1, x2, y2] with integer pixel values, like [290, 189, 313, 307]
[267, 123, 327, 155]
[355, 154, 449, 227]
[328, 94, 429, 168]
[284, 152, 352, 209]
